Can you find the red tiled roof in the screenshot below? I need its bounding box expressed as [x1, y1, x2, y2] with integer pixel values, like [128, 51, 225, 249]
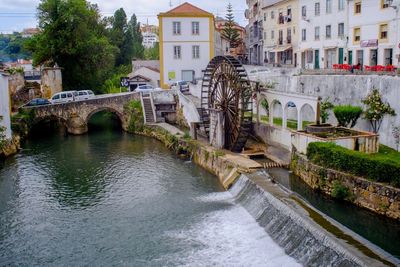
[160, 2, 212, 16]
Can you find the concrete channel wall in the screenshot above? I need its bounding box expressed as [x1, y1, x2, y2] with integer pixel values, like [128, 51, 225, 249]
[292, 152, 400, 220]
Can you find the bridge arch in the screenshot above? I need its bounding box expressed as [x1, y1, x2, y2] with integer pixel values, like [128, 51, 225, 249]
[86, 107, 125, 125]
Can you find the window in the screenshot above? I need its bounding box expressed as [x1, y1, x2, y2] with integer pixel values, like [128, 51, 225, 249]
[326, 0, 332, 13]
[173, 22, 181, 35]
[338, 23, 344, 37]
[338, 0, 345, 10]
[353, 27, 361, 42]
[355, 1, 361, 14]
[264, 31, 267, 40]
[192, 45, 200, 59]
[287, 28, 291, 44]
[315, 2, 320, 16]
[174, 46, 181, 59]
[380, 24, 388, 40]
[264, 12, 267, 21]
[271, 30, 274, 39]
[302, 6, 307, 17]
[302, 29, 306, 41]
[315, 26, 320, 40]
[279, 30, 283, 44]
[287, 6, 292, 22]
[326, 25, 331, 39]
[271, 11, 274, 19]
[381, 0, 389, 8]
[192, 22, 199, 35]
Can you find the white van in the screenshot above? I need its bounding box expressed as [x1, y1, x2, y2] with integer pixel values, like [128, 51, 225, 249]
[50, 91, 77, 104]
[75, 90, 95, 101]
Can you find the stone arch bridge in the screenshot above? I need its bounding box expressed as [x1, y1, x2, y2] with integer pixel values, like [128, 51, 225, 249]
[24, 93, 140, 134]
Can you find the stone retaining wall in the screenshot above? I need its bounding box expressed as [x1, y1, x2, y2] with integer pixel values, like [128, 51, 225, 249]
[291, 152, 400, 220]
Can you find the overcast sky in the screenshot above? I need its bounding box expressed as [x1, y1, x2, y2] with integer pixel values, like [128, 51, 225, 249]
[0, 0, 247, 33]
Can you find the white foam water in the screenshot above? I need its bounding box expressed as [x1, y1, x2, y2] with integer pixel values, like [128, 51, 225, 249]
[159, 191, 301, 266]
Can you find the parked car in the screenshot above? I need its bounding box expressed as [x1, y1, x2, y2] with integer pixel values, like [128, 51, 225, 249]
[24, 98, 51, 107]
[170, 80, 189, 93]
[50, 91, 77, 104]
[75, 90, 95, 101]
[136, 85, 156, 92]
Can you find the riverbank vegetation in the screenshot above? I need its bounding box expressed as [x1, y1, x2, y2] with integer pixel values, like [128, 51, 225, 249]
[307, 142, 400, 187]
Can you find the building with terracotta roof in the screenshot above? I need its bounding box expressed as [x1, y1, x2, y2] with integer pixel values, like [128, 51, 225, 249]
[158, 2, 216, 88]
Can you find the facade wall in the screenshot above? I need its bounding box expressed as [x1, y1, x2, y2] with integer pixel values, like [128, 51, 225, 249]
[348, 0, 400, 67]
[160, 16, 213, 88]
[262, 0, 299, 66]
[133, 67, 160, 88]
[0, 73, 12, 139]
[41, 68, 62, 99]
[298, 0, 348, 69]
[247, 0, 264, 65]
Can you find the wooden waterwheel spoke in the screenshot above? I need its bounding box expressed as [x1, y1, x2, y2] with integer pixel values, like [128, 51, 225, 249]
[202, 56, 252, 152]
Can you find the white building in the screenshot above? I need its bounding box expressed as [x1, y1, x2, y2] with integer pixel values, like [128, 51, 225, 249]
[158, 2, 215, 88]
[348, 0, 400, 67]
[142, 32, 159, 48]
[127, 66, 160, 90]
[298, 0, 348, 69]
[246, 0, 264, 65]
[0, 71, 12, 140]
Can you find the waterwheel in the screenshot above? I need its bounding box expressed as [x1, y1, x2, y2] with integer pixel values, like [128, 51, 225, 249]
[199, 56, 253, 152]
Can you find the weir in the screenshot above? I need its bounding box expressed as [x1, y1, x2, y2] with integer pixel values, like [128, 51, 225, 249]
[229, 172, 400, 267]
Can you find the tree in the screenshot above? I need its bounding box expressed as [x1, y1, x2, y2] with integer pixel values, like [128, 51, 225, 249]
[221, 3, 241, 48]
[320, 98, 334, 124]
[128, 14, 144, 59]
[109, 8, 134, 66]
[144, 42, 159, 60]
[362, 89, 396, 133]
[26, 0, 116, 90]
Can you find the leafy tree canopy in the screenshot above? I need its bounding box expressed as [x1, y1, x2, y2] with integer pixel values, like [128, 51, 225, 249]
[26, 0, 117, 90]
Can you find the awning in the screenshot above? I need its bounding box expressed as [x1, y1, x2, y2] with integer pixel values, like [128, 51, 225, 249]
[272, 45, 292, 52]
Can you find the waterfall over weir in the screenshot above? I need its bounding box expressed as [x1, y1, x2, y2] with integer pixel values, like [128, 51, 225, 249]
[229, 174, 395, 267]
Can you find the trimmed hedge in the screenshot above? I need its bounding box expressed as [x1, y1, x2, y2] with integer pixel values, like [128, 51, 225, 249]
[333, 105, 363, 128]
[307, 142, 400, 187]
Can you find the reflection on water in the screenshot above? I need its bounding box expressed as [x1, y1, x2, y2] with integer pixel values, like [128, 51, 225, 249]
[0, 113, 299, 266]
[268, 168, 400, 259]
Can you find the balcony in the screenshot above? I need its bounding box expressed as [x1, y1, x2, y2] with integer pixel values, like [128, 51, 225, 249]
[278, 38, 283, 45]
[287, 37, 292, 44]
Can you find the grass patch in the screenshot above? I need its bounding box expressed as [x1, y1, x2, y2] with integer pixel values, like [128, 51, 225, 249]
[258, 115, 312, 130]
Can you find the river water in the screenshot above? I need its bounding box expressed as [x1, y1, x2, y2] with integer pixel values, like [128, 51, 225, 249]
[0, 117, 299, 266]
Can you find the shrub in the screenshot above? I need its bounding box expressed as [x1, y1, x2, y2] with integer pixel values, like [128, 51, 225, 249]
[331, 181, 351, 200]
[124, 100, 143, 133]
[333, 105, 363, 128]
[307, 142, 400, 187]
[183, 131, 191, 140]
[320, 98, 334, 124]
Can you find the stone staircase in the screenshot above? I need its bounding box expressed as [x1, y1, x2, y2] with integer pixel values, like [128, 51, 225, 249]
[141, 94, 155, 124]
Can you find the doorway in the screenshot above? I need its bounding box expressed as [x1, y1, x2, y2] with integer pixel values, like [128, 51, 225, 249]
[370, 49, 378, 66]
[314, 50, 320, 69]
